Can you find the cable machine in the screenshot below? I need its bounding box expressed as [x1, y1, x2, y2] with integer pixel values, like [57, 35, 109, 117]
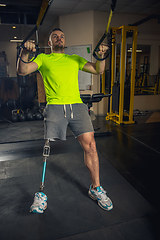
[104, 25, 138, 125]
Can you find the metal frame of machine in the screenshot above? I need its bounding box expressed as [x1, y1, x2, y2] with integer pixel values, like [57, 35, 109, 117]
[104, 25, 138, 125]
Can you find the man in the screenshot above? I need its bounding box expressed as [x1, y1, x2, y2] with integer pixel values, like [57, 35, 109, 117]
[17, 28, 113, 213]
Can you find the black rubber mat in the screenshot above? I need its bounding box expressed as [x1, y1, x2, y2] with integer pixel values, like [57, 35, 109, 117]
[0, 138, 157, 240]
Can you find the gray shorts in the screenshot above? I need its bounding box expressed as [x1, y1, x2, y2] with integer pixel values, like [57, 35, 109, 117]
[43, 103, 94, 140]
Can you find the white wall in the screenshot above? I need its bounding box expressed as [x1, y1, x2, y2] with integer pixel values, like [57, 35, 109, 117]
[134, 95, 160, 111]
[60, 11, 94, 47]
[0, 42, 17, 77]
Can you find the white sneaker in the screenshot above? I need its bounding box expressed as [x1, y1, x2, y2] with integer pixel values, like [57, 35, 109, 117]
[88, 185, 113, 211]
[30, 192, 47, 213]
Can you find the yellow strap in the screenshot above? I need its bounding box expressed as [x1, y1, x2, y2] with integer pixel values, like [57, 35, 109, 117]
[105, 10, 113, 34]
[36, 0, 51, 28]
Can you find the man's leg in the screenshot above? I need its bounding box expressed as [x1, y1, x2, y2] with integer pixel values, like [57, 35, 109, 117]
[30, 139, 50, 213]
[77, 132, 100, 188]
[77, 132, 113, 211]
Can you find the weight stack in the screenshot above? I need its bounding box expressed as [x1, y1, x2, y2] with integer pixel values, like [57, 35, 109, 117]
[124, 86, 130, 112]
[112, 85, 130, 113]
[112, 85, 119, 112]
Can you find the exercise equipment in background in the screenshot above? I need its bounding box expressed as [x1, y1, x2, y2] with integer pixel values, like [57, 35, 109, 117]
[35, 110, 44, 120]
[80, 93, 112, 136]
[11, 110, 18, 122]
[11, 108, 44, 122]
[104, 25, 138, 125]
[11, 109, 27, 122]
[18, 110, 26, 122]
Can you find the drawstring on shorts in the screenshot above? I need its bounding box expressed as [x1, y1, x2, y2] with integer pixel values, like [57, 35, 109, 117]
[70, 104, 73, 119]
[63, 105, 66, 118]
[63, 104, 73, 119]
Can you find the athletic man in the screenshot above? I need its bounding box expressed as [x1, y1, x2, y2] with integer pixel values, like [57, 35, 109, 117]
[17, 28, 113, 213]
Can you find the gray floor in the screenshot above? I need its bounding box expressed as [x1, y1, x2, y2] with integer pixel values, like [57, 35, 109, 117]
[0, 111, 154, 144]
[0, 120, 44, 143]
[0, 117, 159, 240]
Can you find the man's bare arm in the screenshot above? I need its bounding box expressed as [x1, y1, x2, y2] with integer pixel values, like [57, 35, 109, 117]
[17, 41, 38, 76]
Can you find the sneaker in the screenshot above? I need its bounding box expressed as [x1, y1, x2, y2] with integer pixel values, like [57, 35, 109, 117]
[88, 185, 113, 211]
[30, 192, 47, 213]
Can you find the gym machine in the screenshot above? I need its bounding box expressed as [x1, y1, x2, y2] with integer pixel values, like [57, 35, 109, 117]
[80, 93, 112, 136]
[104, 25, 138, 125]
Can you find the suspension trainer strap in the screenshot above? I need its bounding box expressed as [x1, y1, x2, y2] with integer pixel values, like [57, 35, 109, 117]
[93, 0, 117, 61]
[17, 0, 53, 63]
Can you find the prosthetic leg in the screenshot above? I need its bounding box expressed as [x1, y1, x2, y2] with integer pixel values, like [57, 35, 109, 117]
[40, 139, 50, 191]
[30, 139, 50, 213]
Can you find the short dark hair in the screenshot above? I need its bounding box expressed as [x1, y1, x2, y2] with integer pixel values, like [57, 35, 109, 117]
[49, 28, 64, 37]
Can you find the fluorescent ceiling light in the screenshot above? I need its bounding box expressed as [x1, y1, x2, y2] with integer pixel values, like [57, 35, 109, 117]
[10, 39, 23, 42]
[127, 49, 142, 53]
[0, 4, 6, 6]
[10, 39, 35, 43]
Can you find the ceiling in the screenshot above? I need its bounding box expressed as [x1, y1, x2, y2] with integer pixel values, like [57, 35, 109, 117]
[0, 0, 160, 44]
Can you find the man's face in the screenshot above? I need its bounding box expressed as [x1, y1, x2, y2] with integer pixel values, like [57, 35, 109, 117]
[48, 30, 65, 52]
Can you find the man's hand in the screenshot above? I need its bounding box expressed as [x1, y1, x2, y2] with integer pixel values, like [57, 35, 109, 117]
[23, 41, 36, 53]
[83, 43, 109, 74]
[98, 43, 109, 59]
[17, 40, 38, 75]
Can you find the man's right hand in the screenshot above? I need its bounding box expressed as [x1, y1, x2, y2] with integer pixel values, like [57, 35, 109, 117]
[23, 41, 36, 53]
[17, 40, 38, 75]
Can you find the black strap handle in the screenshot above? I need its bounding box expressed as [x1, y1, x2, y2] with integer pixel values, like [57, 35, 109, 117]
[17, 26, 39, 64]
[17, 0, 53, 64]
[93, 32, 110, 61]
[93, 0, 117, 61]
[17, 45, 39, 64]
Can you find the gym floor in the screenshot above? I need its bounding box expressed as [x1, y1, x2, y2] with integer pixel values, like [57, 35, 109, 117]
[0, 114, 159, 240]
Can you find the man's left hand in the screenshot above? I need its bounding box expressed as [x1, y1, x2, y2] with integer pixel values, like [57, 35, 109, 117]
[98, 44, 109, 59]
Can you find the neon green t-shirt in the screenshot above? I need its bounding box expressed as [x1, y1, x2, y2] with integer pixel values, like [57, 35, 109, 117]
[34, 53, 88, 104]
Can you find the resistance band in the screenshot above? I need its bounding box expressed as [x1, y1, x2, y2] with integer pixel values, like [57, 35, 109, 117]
[17, 0, 53, 63]
[93, 0, 117, 61]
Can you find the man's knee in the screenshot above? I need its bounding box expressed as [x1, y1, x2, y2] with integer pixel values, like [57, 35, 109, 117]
[78, 132, 97, 153]
[88, 138, 97, 153]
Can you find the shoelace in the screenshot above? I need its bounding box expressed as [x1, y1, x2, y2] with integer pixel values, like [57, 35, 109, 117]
[96, 187, 109, 201]
[33, 193, 46, 206]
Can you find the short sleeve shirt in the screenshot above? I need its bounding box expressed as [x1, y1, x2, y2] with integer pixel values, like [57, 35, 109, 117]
[34, 53, 88, 104]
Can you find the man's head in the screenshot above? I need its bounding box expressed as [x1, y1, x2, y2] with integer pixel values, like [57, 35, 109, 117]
[48, 28, 65, 53]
